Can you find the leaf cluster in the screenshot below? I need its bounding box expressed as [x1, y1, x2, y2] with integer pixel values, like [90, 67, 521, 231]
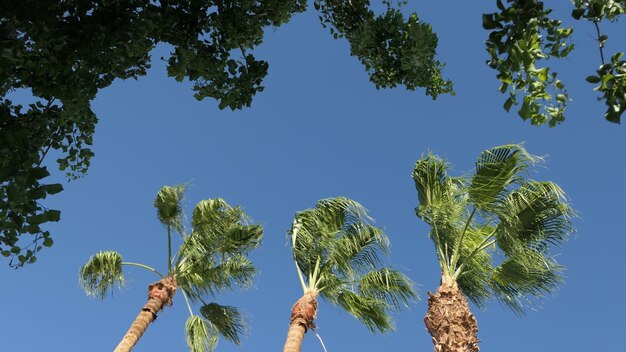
[289, 197, 418, 333]
[484, 0, 573, 127]
[483, 0, 626, 125]
[572, 0, 626, 123]
[586, 52, 626, 123]
[413, 144, 575, 314]
[314, 0, 452, 98]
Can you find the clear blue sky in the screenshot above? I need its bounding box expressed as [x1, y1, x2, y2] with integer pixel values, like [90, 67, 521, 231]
[4, 2, 625, 351]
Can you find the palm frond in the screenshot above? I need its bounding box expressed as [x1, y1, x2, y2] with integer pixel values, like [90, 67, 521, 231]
[174, 197, 261, 301]
[490, 249, 564, 315]
[200, 303, 247, 345]
[290, 197, 415, 332]
[219, 225, 263, 253]
[412, 155, 467, 268]
[469, 144, 540, 211]
[412, 153, 457, 210]
[176, 253, 256, 301]
[327, 224, 388, 277]
[290, 197, 378, 281]
[495, 181, 574, 255]
[79, 251, 124, 299]
[185, 315, 218, 352]
[358, 268, 418, 309]
[154, 184, 186, 234]
[183, 199, 262, 257]
[455, 227, 494, 307]
[327, 290, 393, 333]
[413, 145, 574, 316]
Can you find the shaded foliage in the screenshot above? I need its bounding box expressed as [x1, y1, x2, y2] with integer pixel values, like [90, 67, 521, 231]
[1, 0, 448, 267]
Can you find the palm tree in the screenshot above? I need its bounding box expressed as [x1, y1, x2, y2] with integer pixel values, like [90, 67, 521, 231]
[80, 185, 262, 352]
[283, 197, 418, 352]
[412, 144, 575, 352]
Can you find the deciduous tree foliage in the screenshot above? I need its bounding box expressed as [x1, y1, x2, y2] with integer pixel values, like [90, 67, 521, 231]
[484, 0, 626, 126]
[0, 0, 447, 267]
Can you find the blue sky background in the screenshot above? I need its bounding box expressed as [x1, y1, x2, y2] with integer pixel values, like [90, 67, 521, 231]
[4, 1, 626, 351]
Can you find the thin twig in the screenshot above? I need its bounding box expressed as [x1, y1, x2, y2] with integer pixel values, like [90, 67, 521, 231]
[593, 20, 605, 65]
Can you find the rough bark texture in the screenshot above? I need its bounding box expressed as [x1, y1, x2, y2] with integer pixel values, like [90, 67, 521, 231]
[114, 276, 177, 352]
[283, 291, 318, 352]
[424, 281, 479, 352]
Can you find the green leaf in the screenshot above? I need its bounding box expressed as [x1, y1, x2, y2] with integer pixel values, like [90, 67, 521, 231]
[503, 97, 515, 112]
[482, 14, 501, 30]
[45, 183, 63, 195]
[45, 210, 61, 222]
[43, 237, 54, 247]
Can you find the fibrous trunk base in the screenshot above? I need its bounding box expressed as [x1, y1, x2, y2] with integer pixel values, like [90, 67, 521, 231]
[424, 282, 479, 352]
[283, 291, 318, 352]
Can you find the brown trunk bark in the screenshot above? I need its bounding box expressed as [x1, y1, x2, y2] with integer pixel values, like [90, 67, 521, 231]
[424, 277, 479, 352]
[114, 277, 177, 352]
[283, 291, 318, 352]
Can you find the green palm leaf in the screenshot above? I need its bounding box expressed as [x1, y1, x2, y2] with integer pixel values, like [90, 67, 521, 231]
[79, 251, 124, 299]
[454, 225, 494, 307]
[290, 197, 375, 279]
[185, 315, 218, 352]
[177, 253, 256, 301]
[412, 154, 467, 268]
[175, 197, 261, 301]
[185, 199, 262, 256]
[490, 249, 563, 315]
[412, 153, 459, 211]
[358, 268, 418, 309]
[200, 303, 246, 345]
[469, 144, 539, 211]
[290, 197, 418, 332]
[154, 185, 186, 234]
[495, 181, 574, 255]
[327, 224, 388, 277]
[328, 290, 392, 333]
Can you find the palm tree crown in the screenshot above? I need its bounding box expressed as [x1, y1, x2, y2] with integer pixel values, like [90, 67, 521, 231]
[412, 144, 575, 313]
[80, 185, 262, 351]
[289, 197, 418, 332]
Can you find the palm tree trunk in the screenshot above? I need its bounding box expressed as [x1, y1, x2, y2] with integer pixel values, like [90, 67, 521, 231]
[114, 277, 177, 352]
[424, 276, 479, 352]
[283, 291, 318, 352]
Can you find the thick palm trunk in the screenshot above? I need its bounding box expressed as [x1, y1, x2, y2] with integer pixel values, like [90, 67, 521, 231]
[114, 277, 177, 352]
[424, 276, 479, 352]
[283, 291, 318, 352]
